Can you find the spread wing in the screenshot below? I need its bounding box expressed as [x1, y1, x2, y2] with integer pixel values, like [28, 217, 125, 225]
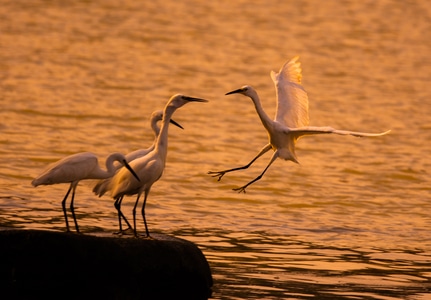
[271, 56, 309, 128]
[288, 126, 391, 138]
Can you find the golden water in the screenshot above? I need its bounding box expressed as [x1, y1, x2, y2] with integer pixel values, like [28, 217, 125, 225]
[1, 0, 430, 298]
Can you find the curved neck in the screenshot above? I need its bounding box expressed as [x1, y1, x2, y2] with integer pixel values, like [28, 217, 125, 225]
[248, 91, 273, 130]
[104, 153, 124, 177]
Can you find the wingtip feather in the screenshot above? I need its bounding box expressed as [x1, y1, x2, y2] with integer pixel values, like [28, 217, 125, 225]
[277, 56, 302, 84]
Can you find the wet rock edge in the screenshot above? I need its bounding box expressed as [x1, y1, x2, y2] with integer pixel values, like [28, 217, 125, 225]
[0, 229, 213, 299]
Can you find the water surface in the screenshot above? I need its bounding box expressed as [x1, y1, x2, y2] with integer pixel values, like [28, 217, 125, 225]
[1, 0, 430, 298]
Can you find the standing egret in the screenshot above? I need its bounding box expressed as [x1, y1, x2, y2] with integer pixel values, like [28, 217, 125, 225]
[93, 111, 184, 233]
[209, 56, 390, 193]
[96, 94, 208, 237]
[32, 152, 140, 233]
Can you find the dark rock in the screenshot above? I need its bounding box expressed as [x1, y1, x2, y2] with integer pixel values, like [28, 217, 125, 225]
[0, 229, 212, 300]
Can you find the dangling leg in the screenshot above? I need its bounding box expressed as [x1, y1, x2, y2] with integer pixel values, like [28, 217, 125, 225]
[233, 152, 279, 193]
[132, 194, 141, 236]
[208, 144, 272, 181]
[61, 184, 73, 232]
[69, 183, 80, 233]
[141, 190, 150, 238]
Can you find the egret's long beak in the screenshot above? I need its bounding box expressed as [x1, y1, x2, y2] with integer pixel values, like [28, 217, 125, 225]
[225, 88, 244, 95]
[170, 118, 184, 130]
[122, 159, 141, 182]
[183, 96, 209, 103]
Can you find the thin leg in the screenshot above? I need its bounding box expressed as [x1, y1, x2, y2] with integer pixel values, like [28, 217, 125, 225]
[141, 190, 150, 238]
[208, 144, 272, 181]
[114, 196, 132, 234]
[69, 184, 80, 233]
[61, 184, 73, 232]
[233, 151, 279, 193]
[117, 196, 132, 230]
[114, 197, 123, 232]
[132, 194, 141, 236]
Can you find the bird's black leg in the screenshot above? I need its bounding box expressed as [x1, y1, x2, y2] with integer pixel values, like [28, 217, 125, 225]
[114, 196, 132, 234]
[233, 152, 278, 193]
[114, 197, 123, 233]
[141, 191, 150, 238]
[132, 194, 141, 237]
[69, 185, 80, 233]
[208, 144, 272, 181]
[61, 184, 73, 232]
[118, 197, 132, 230]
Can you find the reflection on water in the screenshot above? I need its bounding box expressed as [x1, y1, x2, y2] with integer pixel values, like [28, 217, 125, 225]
[176, 229, 431, 299]
[2, 195, 430, 299]
[1, 0, 431, 298]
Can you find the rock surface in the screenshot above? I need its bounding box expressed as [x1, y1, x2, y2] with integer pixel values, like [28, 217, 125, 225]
[0, 229, 212, 299]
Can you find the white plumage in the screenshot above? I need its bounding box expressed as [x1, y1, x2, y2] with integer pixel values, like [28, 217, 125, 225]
[209, 56, 390, 193]
[93, 110, 183, 233]
[94, 94, 208, 237]
[32, 152, 140, 232]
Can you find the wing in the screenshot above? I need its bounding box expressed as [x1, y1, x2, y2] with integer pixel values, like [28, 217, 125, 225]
[272, 56, 309, 128]
[32, 152, 97, 186]
[288, 126, 391, 138]
[110, 154, 163, 198]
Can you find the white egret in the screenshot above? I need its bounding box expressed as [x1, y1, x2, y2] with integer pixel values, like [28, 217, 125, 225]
[32, 152, 140, 233]
[95, 94, 208, 237]
[93, 110, 184, 233]
[209, 56, 390, 193]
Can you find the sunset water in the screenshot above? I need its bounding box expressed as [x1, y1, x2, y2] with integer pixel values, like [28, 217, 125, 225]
[1, 0, 430, 298]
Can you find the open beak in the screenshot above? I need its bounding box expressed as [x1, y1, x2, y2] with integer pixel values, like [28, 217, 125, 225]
[183, 96, 209, 103]
[170, 118, 184, 130]
[122, 159, 141, 182]
[225, 88, 243, 96]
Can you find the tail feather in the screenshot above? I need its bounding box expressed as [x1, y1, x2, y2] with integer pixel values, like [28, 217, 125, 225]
[93, 178, 111, 197]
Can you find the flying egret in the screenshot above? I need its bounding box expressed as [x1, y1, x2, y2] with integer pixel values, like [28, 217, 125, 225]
[32, 152, 140, 233]
[95, 94, 208, 237]
[208, 56, 390, 193]
[93, 111, 184, 233]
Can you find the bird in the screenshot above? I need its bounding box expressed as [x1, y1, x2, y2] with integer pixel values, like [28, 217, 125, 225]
[94, 94, 208, 237]
[208, 56, 390, 193]
[32, 152, 141, 233]
[93, 110, 184, 234]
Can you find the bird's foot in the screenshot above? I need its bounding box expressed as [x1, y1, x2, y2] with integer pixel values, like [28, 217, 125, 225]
[232, 186, 247, 193]
[208, 171, 226, 181]
[134, 232, 154, 240]
[113, 227, 133, 235]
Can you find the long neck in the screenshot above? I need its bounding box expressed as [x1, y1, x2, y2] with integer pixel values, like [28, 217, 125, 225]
[151, 119, 161, 142]
[103, 153, 124, 177]
[154, 107, 175, 159]
[249, 91, 273, 130]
